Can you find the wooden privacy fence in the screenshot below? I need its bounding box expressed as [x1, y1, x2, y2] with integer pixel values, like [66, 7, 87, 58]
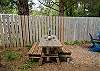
[0, 14, 100, 47]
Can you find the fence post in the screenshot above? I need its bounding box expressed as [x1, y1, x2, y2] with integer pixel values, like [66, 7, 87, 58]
[60, 17, 64, 44]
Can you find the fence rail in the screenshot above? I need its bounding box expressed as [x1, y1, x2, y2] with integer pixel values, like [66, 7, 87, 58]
[0, 14, 100, 47]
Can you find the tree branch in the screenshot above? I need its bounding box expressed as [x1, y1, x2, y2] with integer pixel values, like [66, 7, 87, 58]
[38, 0, 59, 12]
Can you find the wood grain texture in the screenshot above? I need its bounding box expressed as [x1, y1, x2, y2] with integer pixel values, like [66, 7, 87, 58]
[0, 15, 100, 47]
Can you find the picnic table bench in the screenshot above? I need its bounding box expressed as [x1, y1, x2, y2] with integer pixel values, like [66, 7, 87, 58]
[28, 42, 42, 59]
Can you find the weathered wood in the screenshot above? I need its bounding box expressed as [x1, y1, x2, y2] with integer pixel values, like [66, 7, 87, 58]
[39, 35, 62, 47]
[18, 16, 23, 47]
[25, 16, 30, 44]
[28, 42, 42, 55]
[0, 15, 100, 47]
[21, 15, 26, 46]
[14, 15, 19, 47]
[29, 16, 33, 44]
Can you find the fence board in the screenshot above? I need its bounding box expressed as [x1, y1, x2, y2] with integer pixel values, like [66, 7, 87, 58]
[25, 16, 30, 45]
[29, 16, 33, 44]
[18, 16, 23, 47]
[0, 15, 4, 46]
[31, 16, 35, 43]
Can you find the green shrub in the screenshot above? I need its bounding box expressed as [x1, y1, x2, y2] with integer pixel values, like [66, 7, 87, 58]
[73, 40, 81, 45]
[3, 50, 20, 61]
[19, 59, 38, 70]
[80, 40, 91, 44]
[25, 44, 32, 49]
[64, 40, 90, 45]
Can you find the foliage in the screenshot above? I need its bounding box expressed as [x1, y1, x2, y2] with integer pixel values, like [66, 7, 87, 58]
[19, 58, 38, 70]
[38, 0, 100, 17]
[64, 40, 90, 45]
[3, 50, 20, 61]
[25, 44, 32, 49]
[0, 0, 17, 14]
[0, 0, 100, 16]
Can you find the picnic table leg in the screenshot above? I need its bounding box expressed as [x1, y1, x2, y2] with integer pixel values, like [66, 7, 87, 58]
[66, 57, 71, 63]
[39, 57, 43, 65]
[46, 47, 50, 62]
[56, 57, 60, 64]
[56, 53, 60, 64]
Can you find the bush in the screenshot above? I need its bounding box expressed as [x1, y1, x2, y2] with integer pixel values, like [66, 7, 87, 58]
[19, 58, 38, 70]
[25, 44, 32, 49]
[3, 50, 20, 61]
[64, 40, 90, 45]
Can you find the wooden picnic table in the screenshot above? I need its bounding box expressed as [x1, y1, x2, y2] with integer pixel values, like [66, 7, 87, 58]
[38, 35, 62, 65]
[28, 35, 72, 65]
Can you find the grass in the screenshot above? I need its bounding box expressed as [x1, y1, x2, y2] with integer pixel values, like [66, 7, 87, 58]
[3, 50, 20, 61]
[19, 58, 38, 70]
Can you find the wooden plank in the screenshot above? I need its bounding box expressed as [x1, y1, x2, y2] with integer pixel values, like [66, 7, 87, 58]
[40, 16, 43, 37]
[29, 16, 33, 44]
[50, 16, 53, 35]
[31, 16, 35, 43]
[28, 42, 42, 55]
[0, 15, 4, 47]
[2, 15, 7, 47]
[38, 16, 41, 41]
[45, 16, 48, 35]
[21, 15, 26, 46]
[60, 17, 64, 43]
[41, 16, 45, 37]
[25, 16, 30, 45]
[58, 16, 60, 41]
[64, 17, 67, 41]
[7, 15, 12, 47]
[56, 16, 59, 39]
[7, 15, 11, 47]
[10, 15, 15, 47]
[52, 16, 56, 35]
[14, 15, 19, 47]
[43, 16, 46, 36]
[47, 16, 50, 35]
[35, 16, 38, 42]
[18, 16, 23, 47]
[5, 15, 10, 47]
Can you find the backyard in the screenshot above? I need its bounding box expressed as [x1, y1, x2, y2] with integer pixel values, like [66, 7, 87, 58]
[0, 0, 100, 71]
[0, 44, 100, 71]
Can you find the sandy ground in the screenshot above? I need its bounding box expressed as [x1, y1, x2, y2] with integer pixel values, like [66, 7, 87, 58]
[0, 45, 100, 71]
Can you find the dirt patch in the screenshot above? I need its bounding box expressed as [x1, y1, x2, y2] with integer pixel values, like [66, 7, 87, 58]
[0, 45, 100, 71]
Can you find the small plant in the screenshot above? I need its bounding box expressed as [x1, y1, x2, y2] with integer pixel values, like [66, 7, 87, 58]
[19, 59, 38, 70]
[25, 44, 32, 49]
[3, 50, 20, 61]
[64, 41, 69, 45]
[73, 40, 81, 45]
[64, 40, 90, 45]
[80, 40, 91, 44]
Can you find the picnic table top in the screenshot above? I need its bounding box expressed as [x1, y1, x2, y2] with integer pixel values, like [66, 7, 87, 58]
[39, 35, 62, 47]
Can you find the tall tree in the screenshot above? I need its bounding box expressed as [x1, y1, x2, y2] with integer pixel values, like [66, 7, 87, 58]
[59, 0, 64, 16]
[17, 0, 29, 15]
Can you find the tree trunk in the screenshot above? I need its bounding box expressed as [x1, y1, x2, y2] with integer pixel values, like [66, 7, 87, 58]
[17, 0, 29, 15]
[59, 0, 64, 44]
[59, 0, 64, 16]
